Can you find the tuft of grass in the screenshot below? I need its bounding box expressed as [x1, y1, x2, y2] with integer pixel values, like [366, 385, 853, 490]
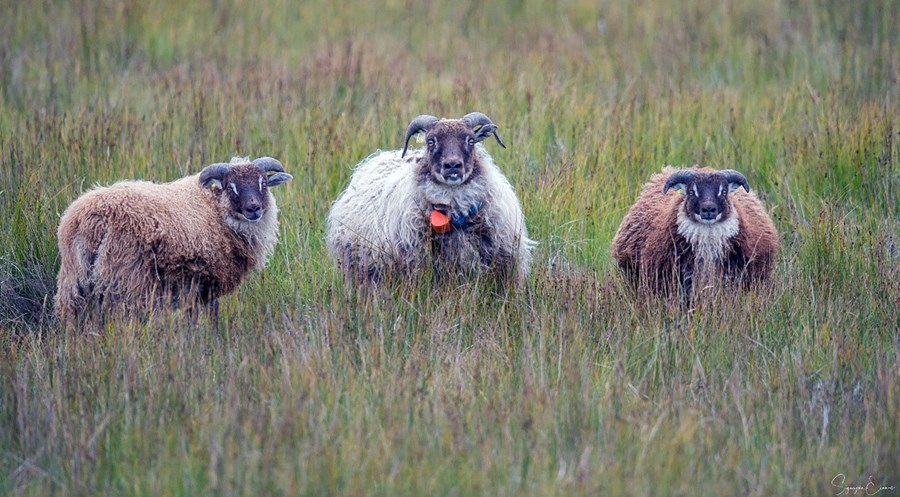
[1, 0, 898, 495]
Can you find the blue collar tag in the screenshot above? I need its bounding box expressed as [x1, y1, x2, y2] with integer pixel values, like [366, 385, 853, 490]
[450, 201, 482, 228]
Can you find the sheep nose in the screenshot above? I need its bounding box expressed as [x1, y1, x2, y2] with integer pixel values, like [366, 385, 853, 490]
[244, 205, 262, 220]
[443, 161, 463, 171]
[699, 204, 718, 220]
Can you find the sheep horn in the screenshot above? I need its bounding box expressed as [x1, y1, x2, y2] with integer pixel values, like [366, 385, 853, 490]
[719, 169, 751, 192]
[663, 170, 697, 194]
[252, 157, 285, 173]
[401, 115, 440, 158]
[199, 163, 231, 188]
[461, 112, 506, 149]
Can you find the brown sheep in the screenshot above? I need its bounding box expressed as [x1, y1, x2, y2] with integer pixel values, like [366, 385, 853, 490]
[611, 166, 779, 300]
[54, 156, 292, 329]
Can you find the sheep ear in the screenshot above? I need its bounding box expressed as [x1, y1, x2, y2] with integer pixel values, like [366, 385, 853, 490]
[720, 169, 750, 192]
[665, 182, 687, 194]
[267, 172, 293, 187]
[199, 163, 230, 190]
[474, 123, 497, 142]
[663, 170, 696, 194]
[474, 124, 507, 149]
[462, 112, 507, 148]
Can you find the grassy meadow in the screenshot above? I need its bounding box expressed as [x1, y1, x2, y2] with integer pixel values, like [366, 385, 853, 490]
[1, 0, 898, 495]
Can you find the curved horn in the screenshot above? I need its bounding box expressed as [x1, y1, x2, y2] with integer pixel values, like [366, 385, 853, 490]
[252, 156, 285, 173]
[401, 115, 440, 158]
[199, 163, 231, 188]
[719, 169, 750, 192]
[461, 112, 506, 148]
[663, 169, 697, 194]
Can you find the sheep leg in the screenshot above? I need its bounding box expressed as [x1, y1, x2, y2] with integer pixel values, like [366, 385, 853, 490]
[82, 293, 105, 336]
[727, 248, 772, 288]
[207, 299, 220, 333]
[679, 265, 694, 303]
[184, 300, 200, 327]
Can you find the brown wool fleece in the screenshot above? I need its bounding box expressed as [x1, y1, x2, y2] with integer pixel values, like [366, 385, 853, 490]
[55, 167, 279, 323]
[611, 166, 779, 297]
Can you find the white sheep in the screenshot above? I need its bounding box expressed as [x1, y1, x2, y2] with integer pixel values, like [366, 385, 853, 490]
[326, 112, 535, 284]
[54, 156, 292, 329]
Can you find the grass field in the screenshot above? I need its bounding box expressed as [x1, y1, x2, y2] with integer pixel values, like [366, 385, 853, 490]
[1, 0, 898, 495]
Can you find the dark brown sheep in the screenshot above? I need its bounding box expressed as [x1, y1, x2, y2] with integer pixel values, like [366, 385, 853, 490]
[611, 166, 779, 299]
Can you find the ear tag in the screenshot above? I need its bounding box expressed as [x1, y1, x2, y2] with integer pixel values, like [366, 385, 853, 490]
[210, 180, 223, 190]
[430, 210, 451, 234]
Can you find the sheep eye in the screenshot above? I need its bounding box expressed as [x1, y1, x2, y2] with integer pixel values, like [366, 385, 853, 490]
[427, 139, 436, 147]
[690, 185, 699, 197]
[466, 137, 475, 145]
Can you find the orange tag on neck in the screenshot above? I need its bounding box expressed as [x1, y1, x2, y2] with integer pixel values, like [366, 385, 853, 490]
[430, 210, 451, 234]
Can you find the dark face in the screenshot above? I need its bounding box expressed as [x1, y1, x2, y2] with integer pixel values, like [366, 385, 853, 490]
[682, 175, 732, 224]
[424, 121, 477, 186]
[222, 165, 271, 222]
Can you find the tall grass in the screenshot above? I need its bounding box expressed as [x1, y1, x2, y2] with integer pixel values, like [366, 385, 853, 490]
[1, 0, 898, 495]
